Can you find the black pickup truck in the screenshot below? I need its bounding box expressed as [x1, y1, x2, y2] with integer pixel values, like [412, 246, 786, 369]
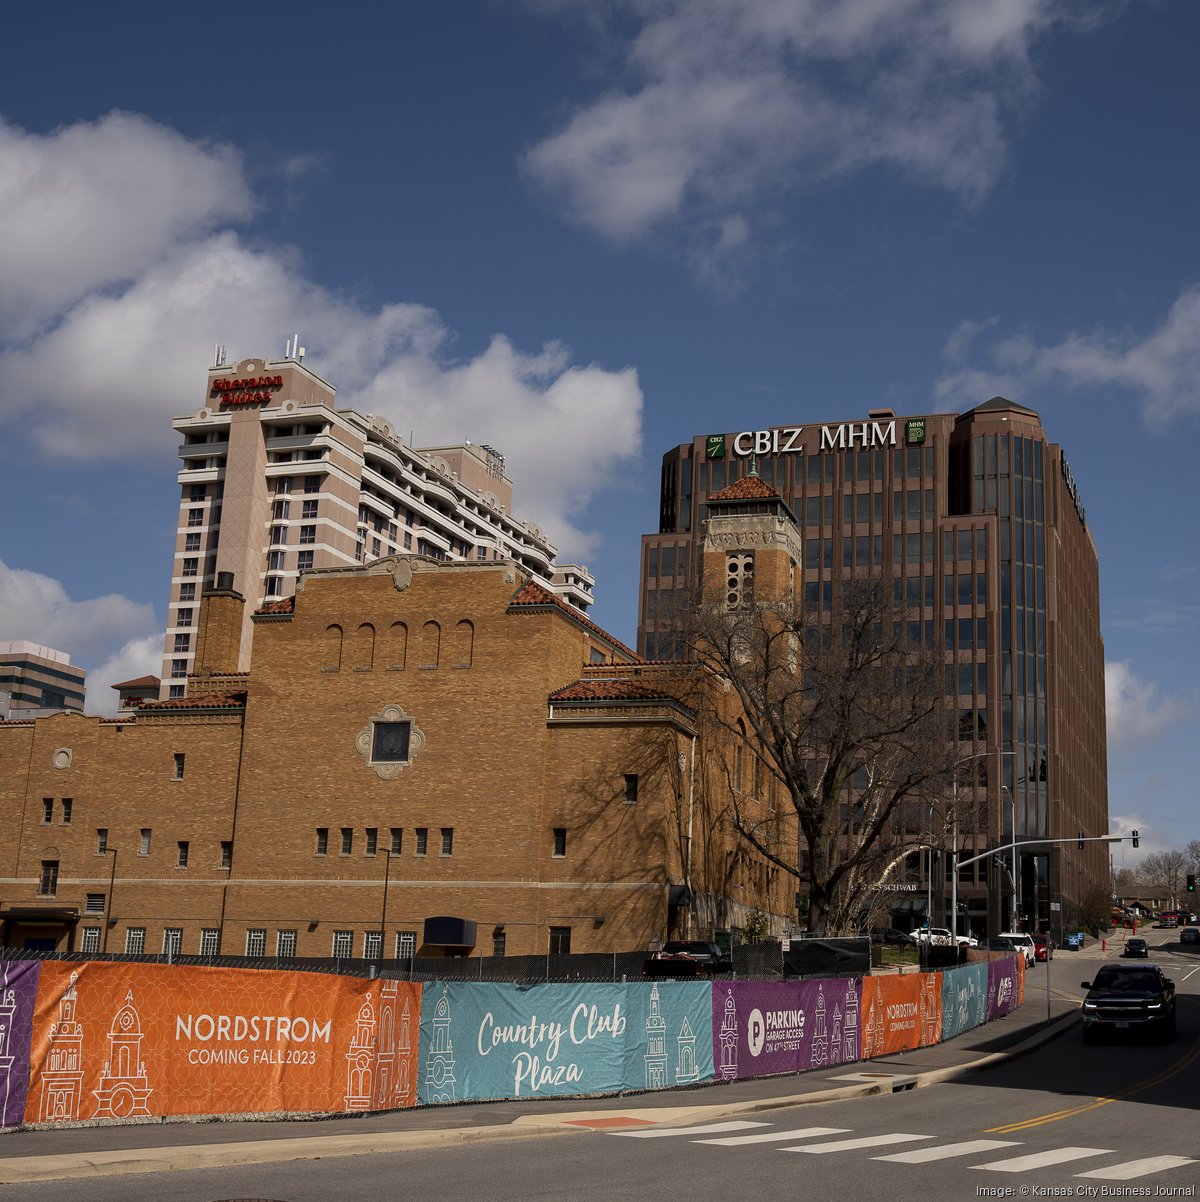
[1080, 964, 1176, 1043]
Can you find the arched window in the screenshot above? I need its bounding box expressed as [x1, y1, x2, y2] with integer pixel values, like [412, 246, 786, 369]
[323, 624, 343, 671]
[453, 619, 474, 668]
[388, 621, 407, 670]
[354, 623, 375, 671]
[421, 620, 440, 669]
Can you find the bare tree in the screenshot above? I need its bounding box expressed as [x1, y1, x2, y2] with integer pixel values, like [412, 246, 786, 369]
[685, 574, 969, 936]
[1185, 839, 1200, 874]
[1137, 849, 1188, 900]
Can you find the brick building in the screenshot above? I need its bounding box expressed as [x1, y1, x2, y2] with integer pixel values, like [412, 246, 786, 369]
[0, 553, 793, 958]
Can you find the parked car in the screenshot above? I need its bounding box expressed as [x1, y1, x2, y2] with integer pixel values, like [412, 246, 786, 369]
[955, 932, 979, 948]
[658, 940, 733, 971]
[1156, 914, 1178, 928]
[913, 927, 953, 946]
[987, 936, 1017, 952]
[1031, 934, 1055, 962]
[1122, 937, 1149, 959]
[867, 927, 917, 947]
[1180, 927, 1200, 947]
[998, 931, 1036, 966]
[1080, 964, 1176, 1043]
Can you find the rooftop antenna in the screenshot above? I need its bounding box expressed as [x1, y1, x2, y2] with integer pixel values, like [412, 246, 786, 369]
[214, 343, 226, 367]
[285, 334, 306, 362]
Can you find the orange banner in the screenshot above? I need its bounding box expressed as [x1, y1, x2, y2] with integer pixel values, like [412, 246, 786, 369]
[859, 972, 943, 1058]
[25, 961, 420, 1123]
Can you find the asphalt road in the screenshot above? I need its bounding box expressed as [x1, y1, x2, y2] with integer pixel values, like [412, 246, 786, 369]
[3, 935, 1198, 1202]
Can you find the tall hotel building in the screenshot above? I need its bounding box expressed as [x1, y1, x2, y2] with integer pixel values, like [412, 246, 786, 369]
[161, 350, 594, 697]
[638, 399, 1108, 940]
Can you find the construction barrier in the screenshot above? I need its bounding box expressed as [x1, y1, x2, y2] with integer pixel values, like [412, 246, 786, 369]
[0, 954, 1023, 1128]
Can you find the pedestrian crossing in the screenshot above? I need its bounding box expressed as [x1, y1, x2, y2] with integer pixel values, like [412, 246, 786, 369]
[612, 1120, 1196, 1182]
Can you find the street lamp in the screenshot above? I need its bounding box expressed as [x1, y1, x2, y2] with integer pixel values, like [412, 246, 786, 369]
[101, 847, 118, 953]
[1001, 784, 1018, 930]
[378, 849, 393, 960]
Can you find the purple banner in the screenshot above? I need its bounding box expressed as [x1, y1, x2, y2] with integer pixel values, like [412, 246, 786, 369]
[713, 978, 861, 1081]
[0, 960, 41, 1128]
[986, 956, 1019, 1021]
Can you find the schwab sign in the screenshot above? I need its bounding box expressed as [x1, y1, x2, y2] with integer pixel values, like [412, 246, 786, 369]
[715, 418, 913, 458]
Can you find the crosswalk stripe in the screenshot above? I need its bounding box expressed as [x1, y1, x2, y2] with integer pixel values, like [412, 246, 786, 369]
[696, 1127, 850, 1146]
[975, 1147, 1112, 1172]
[1075, 1156, 1197, 1181]
[873, 1139, 1022, 1163]
[784, 1133, 932, 1154]
[616, 1120, 769, 1139]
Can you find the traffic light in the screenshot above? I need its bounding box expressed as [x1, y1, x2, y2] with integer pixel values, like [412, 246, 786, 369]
[1188, 874, 1196, 893]
[1132, 829, 1139, 848]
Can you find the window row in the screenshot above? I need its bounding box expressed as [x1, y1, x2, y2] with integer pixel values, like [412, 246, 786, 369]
[39, 797, 73, 825]
[324, 620, 474, 671]
[94, 827, 232, 867]
[315, 826, 453, 857]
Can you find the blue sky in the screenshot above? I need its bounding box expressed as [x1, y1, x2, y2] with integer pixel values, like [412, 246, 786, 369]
[1, 2, 1196, 863]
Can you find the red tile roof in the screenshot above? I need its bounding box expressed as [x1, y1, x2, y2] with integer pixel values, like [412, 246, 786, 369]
[550, 679, 679, 703]
[509, 582, 640, 660]
[111, 675, 160, 690]
[708, 474, 781, 502]
[254, 597, 296, 615]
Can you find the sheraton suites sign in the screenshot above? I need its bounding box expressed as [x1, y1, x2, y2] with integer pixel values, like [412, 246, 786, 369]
[708, 417, 926, 459]
[210, 374, 284, 407]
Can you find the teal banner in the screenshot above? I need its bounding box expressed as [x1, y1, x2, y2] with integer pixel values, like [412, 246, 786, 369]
[940, 962, 989, 1040]
[416, 980, 713, 1104]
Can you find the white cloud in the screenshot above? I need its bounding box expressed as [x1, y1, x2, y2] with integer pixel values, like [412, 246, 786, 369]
[936, 286, 1200, 425]
[523, 0, 1093, 278]
[0, 112, 254, 341]
[1105, 660, 1190, 749]
[85, 634, 166, 718]
[0, 558, 159, 673]
[0, 115, 644, 565]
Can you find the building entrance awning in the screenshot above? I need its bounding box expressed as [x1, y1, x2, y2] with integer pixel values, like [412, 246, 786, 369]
[0, 906, 79, 927]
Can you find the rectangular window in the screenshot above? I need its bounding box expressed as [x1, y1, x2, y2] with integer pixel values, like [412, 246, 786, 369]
[441, 828, 454, 856]
[553, 827, 567, 857]
[332, 930, 353, 958]
[304, 474, 321, 494]
[177, 840, 189, 868]
[184, 532, 201, 552]
[173, 752, 186, 779]
[266, 576, 283, 596]
[340, 827, 353, 855]
[365, 827, 378, 856]
[200, 928, 220, 956]
[173, 633, 190, 653]
[245, 929, 266, 957]
[169, 684, 185, 700]
[299, 524, 316, 545]
[549, 926, 572, 955]
[171, 658, 187, 678]
[371, 720, 411, 764]
[390, 827, 403, 855]
[190, 484, 206, 502]
[624, 774, 639, 804]
[125, 927, 146, 955]
[139, 828, 152, 856]
[81, 927, 101, 954]
[363, 931, 382, 959]
[41, 797, 52, 823]
[177, 607, 193, 627]
[316, 827, 329, 856]
[492, 929, 506, 957]
[297, 550, 314, 571]
[163, 928, 183, 956]
[97, 827, 108, 854]
[396, 931, 416, 958]
[179, 582, 196, 602]
[85, 892, 105, 914]
[270, 525, 287, 546]
[39, 860, 58, 896]
[220, 840, 232, 868]
[268, 550, 285, 571]
[273, 499, 290, 520]
[415, 828, 427, 856]
[276, 477, 292, 495]
[302, 499, 318, 519]
[61, 798, 72, 824]
[276, 929, 297, 959]
[371, 537, 381, 557]
[182, 557, 198, 577]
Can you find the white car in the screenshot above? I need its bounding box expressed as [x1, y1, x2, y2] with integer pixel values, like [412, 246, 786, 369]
[913, 927, 953, 946]
[955, 933, 979, 948]
[998, 931, 1036, 966]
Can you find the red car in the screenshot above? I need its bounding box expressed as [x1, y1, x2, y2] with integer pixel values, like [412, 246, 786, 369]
[1031, 934, 1055, 962]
